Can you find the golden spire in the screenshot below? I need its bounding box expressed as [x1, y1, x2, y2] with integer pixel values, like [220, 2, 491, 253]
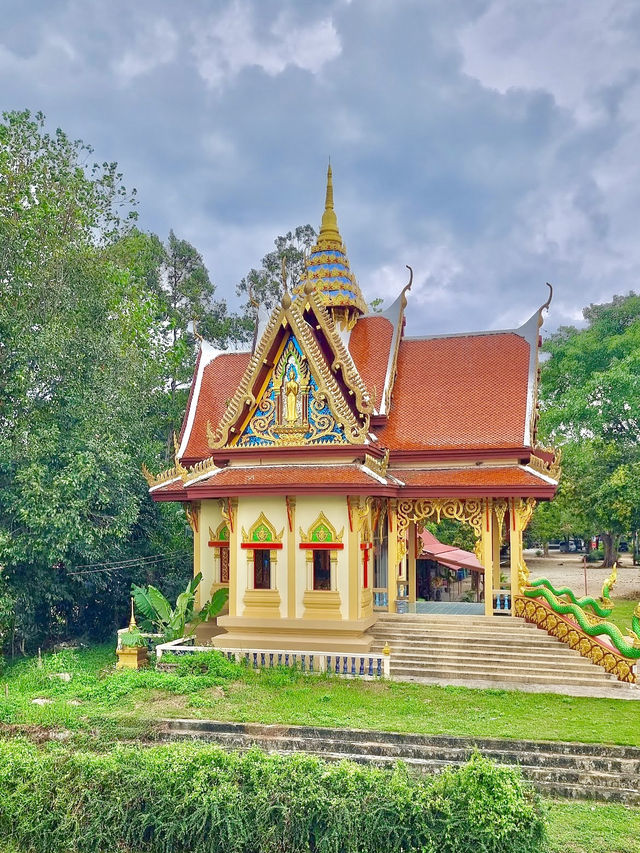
[318, 163, 342, 245]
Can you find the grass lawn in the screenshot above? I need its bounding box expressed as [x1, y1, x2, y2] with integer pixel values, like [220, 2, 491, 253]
[1, 643, 640, 749]
[546, 800, 640, 853]
[608, 598, 639, 635]
[2, 645, 640, 852]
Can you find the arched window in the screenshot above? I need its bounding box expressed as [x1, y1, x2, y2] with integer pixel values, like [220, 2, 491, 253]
[299, 512, 344, 592]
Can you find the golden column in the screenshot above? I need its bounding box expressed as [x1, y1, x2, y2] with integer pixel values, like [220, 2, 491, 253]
[510, 498, 536, 602]
[408, 522, 417, 604]
[387, 499, 398, 612]
[480, 499, 495, 617]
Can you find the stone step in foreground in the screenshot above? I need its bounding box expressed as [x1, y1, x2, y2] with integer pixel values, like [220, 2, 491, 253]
[367, 615, 636, 693]
[162, 719, 640, 805]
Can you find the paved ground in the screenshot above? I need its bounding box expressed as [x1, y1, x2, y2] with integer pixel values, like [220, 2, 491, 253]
[524, 551, 640, 600]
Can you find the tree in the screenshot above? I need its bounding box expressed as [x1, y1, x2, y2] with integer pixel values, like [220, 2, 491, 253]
[0, 111, 189, 651]
[236, 224, 316, 313]
[538, 292, 640, 565]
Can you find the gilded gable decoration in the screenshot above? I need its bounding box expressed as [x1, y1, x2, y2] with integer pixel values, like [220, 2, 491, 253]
[299, 512, 344, 548]
[206, 292, 371, 449]
[208, 521, 229, 545]
[241, 512, 284, 549]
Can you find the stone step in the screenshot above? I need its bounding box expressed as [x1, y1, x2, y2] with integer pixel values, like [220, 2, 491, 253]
[390, 667, 623, 688]
[371, 626, 561, 642]
[168, 720, 640, 758]
[370, 633, 563, 648]
[163, 721, 640, 804]
[378, 614, 529, 626]
[370, 643, 593, 661]
[385, 654, 612, 675]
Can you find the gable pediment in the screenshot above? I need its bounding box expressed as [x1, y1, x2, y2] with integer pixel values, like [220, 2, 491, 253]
[206, 290, 372, 449]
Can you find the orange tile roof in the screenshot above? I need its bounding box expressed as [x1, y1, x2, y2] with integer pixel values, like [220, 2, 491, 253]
[182, 352, 251, 461]
[349, 315, 394, 408]
[377, 333, 530, 451]
[394, 466, 548, 490]
[189, 464, 380, 491]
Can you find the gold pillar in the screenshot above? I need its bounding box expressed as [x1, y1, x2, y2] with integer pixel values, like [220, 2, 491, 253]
[408, 521, 417, 603]
[387, 500, 398, 612]
[510, 498, 536, 607]
[481, 498, 494, 617]
[287, 497, 296, 618]
[492, 510, 502, 590]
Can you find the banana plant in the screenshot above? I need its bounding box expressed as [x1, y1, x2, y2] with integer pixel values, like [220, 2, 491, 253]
[131, 573, 229, 641]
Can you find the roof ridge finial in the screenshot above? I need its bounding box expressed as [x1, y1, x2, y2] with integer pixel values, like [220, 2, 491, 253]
[319, 161, 341, 244]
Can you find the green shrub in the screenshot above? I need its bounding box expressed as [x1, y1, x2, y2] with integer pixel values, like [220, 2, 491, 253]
[162, 650, 243, 680]
[0, 739, 546, 853]
[119, 629, 148, 648]
[586, 549, 605, 563]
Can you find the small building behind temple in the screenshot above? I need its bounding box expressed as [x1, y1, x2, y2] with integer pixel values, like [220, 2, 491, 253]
[145, 166, 559, 653]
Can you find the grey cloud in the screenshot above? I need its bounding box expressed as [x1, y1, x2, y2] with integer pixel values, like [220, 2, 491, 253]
[2, 0, 640, 336]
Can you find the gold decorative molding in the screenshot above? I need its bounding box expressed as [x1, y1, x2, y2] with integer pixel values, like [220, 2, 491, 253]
[529, 447, 562, 481]
[363, 450, 390, 480]
[396, 498, 487, 565]
[206, 288, 371, 450]
[219, 497, 236, 533]
[493, 499, 508, 544]
[242, 512, 284, 546]
[141, 462, 179, 489]
[185, 503, 199, 534]
[515, 595, 636, 684]
[512, 497, 537, 592]
[299, 511, 344, 546]
[182, 455, 220, 485]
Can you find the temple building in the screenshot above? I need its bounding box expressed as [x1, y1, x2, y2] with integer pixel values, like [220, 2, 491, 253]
[145, 166, 559, 653]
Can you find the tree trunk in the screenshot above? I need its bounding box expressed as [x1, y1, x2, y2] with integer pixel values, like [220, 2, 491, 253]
[601, 532, 617, 567]
[543, 542, 549, 557]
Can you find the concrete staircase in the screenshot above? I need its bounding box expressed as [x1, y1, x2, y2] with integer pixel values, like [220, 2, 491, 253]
[163, 719, 640, 804]
[368, 613, 635, 693]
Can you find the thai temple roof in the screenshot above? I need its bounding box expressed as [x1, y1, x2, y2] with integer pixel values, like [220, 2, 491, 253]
[147, 167, 559, 502]
[293, 165, 367, 321]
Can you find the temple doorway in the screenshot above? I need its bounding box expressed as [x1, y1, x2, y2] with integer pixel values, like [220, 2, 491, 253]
[411, 522, 485, 615]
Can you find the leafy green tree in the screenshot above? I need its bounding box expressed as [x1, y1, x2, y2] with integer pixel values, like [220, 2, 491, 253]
[236, 224, 316, 313]
[539, 293, 640, 565]
[0, 110, 190, 652]
[131, 572, 229, 641]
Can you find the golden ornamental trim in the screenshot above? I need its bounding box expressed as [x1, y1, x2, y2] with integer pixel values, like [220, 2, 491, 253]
[529, 447, 562, 481]
[141, 463, 180, 489]
[242, 511, 284, 545]
[396, 498, 487, 566]
[363, 450, 390, 479]
[299, 511, 344, 546]
[207, 295, 371, 449]
[515, 595, 636, 684]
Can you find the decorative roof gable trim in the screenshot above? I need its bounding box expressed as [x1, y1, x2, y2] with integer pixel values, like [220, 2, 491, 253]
[380, 266, 412, 415]
[177, 340, 228, 459]
[207, 292, 372, 449]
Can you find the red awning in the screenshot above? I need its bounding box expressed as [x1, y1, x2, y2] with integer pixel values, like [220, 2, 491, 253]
[418, 529, 483, 573]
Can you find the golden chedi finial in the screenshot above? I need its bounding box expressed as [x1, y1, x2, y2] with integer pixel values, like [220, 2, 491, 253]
[318, 163, 342, 245]
[293, 163, 367, 329]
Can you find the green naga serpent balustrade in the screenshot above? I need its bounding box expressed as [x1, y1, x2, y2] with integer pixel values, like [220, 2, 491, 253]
[514, 566, 640, 684]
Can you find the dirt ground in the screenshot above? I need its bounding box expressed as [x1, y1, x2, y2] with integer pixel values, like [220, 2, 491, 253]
[523, 550, 640, 599]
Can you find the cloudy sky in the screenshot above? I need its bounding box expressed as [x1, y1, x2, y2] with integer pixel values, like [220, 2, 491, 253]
[2, 0, 640, 335]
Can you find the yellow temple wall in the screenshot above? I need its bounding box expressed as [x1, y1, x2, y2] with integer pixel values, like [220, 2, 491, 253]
[295, 495, 351, 620]
[235, 496, 288, 617]
[198, 500, 223, 599]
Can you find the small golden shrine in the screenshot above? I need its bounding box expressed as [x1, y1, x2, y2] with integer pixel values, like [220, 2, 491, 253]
[145, 166, 558, 652]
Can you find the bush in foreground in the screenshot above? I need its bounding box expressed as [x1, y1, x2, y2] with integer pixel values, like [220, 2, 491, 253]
[0, 739, 545, 853]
